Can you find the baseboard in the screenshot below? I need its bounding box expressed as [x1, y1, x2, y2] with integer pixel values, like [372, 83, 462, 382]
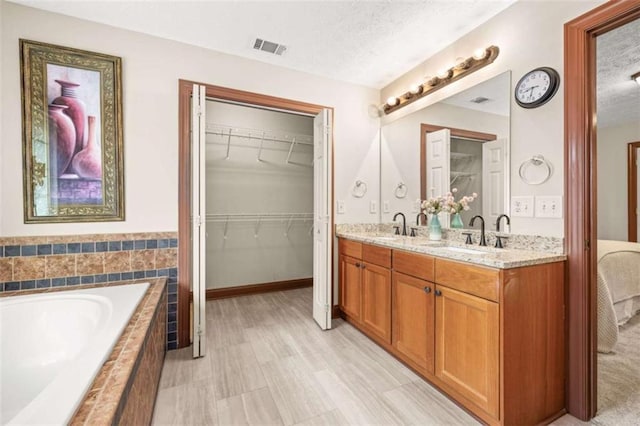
[332, 305, 341, 319]
[190, 278, 313, 300]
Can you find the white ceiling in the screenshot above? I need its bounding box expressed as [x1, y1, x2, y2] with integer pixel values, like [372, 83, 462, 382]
[597, 18, 640, 128]
[442, 70, 510, 116]
[10, 0, 516, 89]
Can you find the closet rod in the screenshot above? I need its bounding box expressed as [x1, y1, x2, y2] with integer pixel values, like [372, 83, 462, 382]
[207, 213, 312, 218]
[206, 128, 313, 146]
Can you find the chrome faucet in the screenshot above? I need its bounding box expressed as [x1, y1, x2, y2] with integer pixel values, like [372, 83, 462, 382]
[469, 215, 487, 246]
[496, 214, 511, 232]
[393, 212, 407, 236]
[416, 212, 427, 226]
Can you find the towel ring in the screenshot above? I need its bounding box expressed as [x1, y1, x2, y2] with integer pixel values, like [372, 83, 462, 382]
[519, 155, 552, 185]
[395, 182, 408, 199]
[352, 180, 367, 198]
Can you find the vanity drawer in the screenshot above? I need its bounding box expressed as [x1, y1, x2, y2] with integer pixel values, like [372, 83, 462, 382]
[363, 244, 391, 268]
[393, 250, 435, 282]
[339, 238, 362, 259]
[435, 259, 499, 302]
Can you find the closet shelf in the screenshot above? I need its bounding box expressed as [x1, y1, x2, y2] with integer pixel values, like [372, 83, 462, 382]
[206, 124, 313, 146]
[450, 152, 475, 160]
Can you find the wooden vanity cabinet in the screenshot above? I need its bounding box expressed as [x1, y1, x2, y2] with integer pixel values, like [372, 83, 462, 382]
[338, 239, 392, 343]
[338, 237, 566, 426]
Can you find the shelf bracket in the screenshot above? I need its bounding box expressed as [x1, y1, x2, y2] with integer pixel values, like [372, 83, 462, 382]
[286, 137, 297, 164]
[257, 131, 265, 162]
[254, 217, 262, 238]
[225, 128, 232, 160]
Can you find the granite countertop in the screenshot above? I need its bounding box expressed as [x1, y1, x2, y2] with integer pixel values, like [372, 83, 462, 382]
[336, 231, 566, 269]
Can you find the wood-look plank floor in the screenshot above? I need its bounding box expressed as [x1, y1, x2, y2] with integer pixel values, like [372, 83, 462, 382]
[152, 287, 478, 425]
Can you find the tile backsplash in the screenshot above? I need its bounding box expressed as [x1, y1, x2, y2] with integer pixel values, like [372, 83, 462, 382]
[0, 232, 179, 350]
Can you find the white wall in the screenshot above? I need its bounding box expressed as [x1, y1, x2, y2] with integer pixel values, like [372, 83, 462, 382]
[380, 101, 508, 222]
[597, 121, 640, 241]
[204, 101, 314, 288]
[0, 2, 380, 237]
[381, 0, 604, 237]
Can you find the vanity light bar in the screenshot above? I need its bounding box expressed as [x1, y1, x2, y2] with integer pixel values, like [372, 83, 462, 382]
[383, 45, 500, 115]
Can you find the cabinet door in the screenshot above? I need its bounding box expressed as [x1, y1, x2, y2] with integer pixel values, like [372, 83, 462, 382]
[435, 285, 499, 418]
[339, 255, 362, 321]
[392, 272, 435, 374]
[361, 262, 392, 344]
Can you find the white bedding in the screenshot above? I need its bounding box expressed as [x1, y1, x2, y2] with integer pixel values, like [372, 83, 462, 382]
[597, 240, 640, 353]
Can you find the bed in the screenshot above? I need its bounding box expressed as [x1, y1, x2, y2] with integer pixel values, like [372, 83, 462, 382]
[597, 240, 640, 353]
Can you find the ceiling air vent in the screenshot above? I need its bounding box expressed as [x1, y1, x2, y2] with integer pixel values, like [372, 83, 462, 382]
[253, 38, 287, 56]
[470, 96, 491, 104]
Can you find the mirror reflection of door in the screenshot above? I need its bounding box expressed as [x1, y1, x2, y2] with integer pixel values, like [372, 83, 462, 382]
[594, 16, 640, 419]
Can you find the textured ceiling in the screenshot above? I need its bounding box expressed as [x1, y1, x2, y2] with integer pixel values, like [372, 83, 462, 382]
[596, 18, 640, 128]
[10, 0, 515, 89]
[442, 71, 510, 116]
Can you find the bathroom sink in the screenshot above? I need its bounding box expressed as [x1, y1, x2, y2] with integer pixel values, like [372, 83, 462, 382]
[440, 246, 487, 255]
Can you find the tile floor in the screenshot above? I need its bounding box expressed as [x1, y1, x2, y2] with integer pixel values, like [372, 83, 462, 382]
[151, 287, 478, 425]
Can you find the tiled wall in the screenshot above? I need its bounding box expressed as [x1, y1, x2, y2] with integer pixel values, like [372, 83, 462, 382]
[0, 232, 179, 350]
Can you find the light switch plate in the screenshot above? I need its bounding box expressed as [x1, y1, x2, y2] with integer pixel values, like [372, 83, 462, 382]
[337, 200, 345, 214]
[383, 201, 390, 214]
[511, 196, 534, 217]
[370, 200, 378, 214]
[535, 196, 563, 218]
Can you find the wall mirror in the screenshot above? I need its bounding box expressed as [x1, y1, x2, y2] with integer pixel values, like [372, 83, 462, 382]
[380, 71, 511, 230]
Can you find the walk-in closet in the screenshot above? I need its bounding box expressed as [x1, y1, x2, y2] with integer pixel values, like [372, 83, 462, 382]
[204, 101, 315, 292]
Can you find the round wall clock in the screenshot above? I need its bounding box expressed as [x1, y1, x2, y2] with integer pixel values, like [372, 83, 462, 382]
[514, 67, 560, 108]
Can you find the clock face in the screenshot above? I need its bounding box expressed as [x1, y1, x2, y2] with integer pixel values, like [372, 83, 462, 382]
[515, 67, 560, 108]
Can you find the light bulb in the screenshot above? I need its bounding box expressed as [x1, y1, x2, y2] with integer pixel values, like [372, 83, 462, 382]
[633, 71, 640, 85]
[409, 83, 423, 95]
[386, 96, 399, 107]
[437, 68, 452, 79]
[454, 57, 470, 70]
[473, 47, 488, 60]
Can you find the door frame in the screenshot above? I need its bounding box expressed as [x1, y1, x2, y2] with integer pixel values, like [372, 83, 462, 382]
[628, 141, 640, 242]
[177, 80, 334, 348]
[564, 0, 640, 419]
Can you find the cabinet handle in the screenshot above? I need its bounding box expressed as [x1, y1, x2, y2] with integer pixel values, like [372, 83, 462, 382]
[423, 286, 431, 294]
[355, 262, 361, 268]
[435, 289, 442, 296]
[361, 264, 366, 269]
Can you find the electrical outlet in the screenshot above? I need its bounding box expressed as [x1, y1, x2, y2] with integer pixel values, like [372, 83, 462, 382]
[370, 200, 378, 214]
[511, 196, 534, 217]
[413, 199, 421, 213]
[383, 201, 390, 214]
[337, 200, 345, 214]
[535, 196, 563, 218]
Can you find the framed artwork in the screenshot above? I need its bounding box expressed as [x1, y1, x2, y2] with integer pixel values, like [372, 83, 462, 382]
[20, 39, 124, 223]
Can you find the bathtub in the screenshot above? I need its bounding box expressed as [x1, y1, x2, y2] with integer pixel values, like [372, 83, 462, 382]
[0, 282, 150, 425]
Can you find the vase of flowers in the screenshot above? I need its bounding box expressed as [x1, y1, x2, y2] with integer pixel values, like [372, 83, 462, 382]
[444, 188, 478, 229]
[421, 196, 447, 240]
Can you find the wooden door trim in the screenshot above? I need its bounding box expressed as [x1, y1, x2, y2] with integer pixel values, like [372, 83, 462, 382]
[419, 123, 497, 204]
[628, 141, 640, 242]
[177, 80, 334, 348]
[564, 0, 640, 419]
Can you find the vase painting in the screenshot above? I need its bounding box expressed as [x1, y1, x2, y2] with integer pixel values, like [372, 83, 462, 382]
[46, 64, 103, 205]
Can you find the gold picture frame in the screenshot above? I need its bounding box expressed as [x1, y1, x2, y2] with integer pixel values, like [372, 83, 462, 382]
[20, 39, 124, 223]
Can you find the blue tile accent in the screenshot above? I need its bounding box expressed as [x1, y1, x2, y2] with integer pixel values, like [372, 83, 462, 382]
[169, 267, 178, 278]
[168, 322, 177, 332]
[168, 312, 177, 323]
[5, 245, 20, 257]
[37, 244, 52, 255]
[36, 278, 51, 288]
[67, 276, 80, 286]
[5, 282, 20, 291]
[108, 273, 121, 282]
[95, 241, 108, 252]
[122, 240, 134, 250]
[167, 332, 177, 342]
[95, 274, 108, 283]
[0, 283, 3, 291]
[0, 246, 3, 258]
[21, 245, 37, 256]
[145, 270, 157, 278]
[133, 271, 145, 279]
[170, 238, 178, 248]
[158, 239, 170, 248]
[108, 241, 122, 251]
[158, 268, 169, 277]
[121, 272, 134, 280]
[21, 280, 36, 290]
[81, 275, 95, 284]
[168, 293, 177, 304]
[146, 239, 158, 249]
[52, 244, 67, 255]
[134, 240, 146, 250]
[52, 277, 66, 287]
[81, 242, 95, 253]
[168, 303, 177, 313]
[168, 283, 177, 294]
[167, 341, 178, 350]
[67, 243, 81, 254]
